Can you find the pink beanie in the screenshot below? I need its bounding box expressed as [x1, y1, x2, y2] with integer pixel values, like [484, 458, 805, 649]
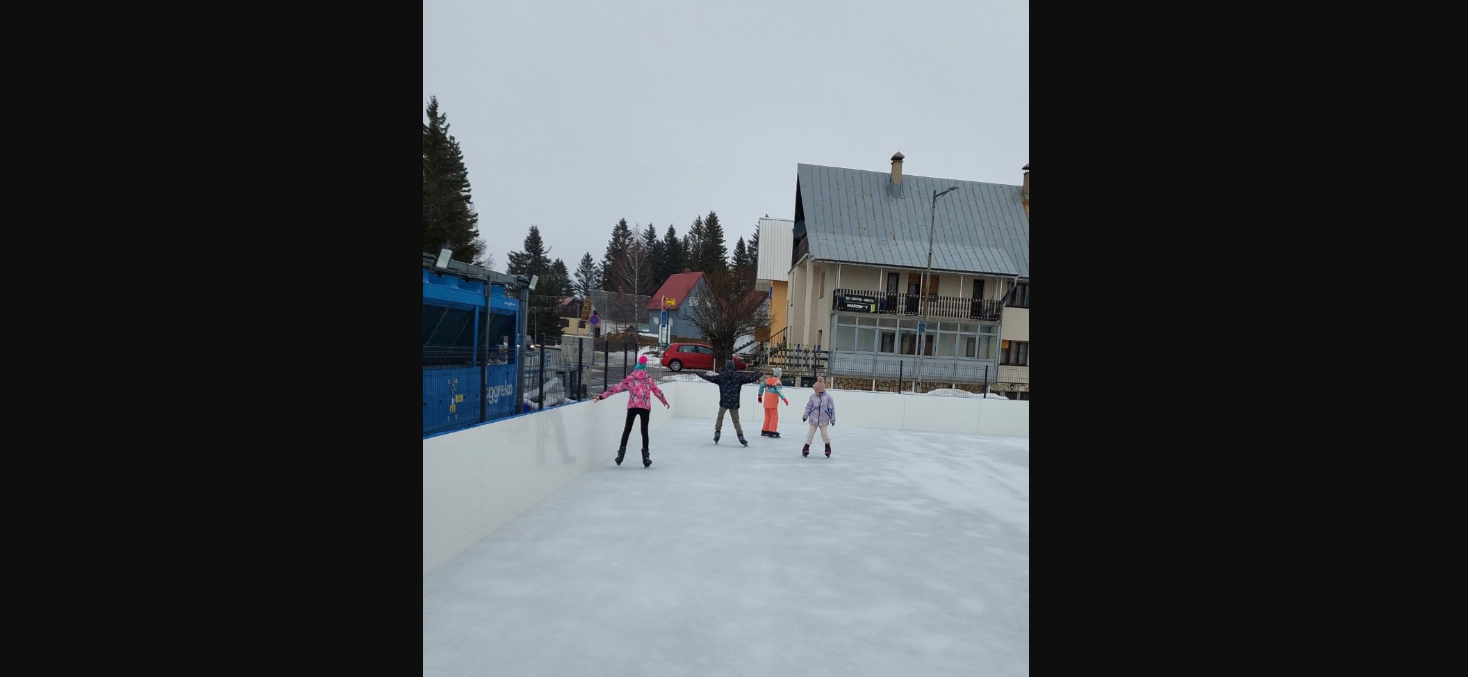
[639, 355, 648, 365]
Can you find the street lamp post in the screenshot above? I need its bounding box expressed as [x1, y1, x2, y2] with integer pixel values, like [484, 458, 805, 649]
[916, 186, 958, 391]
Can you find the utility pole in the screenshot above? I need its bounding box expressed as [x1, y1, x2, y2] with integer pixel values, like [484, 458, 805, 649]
[916, 186, 958, 391]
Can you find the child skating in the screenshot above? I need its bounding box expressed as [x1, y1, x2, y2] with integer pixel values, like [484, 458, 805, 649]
[757, 367, 790, 438]
[697, 359, 762, 446]
[800, 376, 836, 457]
[594, 355, 669, 467]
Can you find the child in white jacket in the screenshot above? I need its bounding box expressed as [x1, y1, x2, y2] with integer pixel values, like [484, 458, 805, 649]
[800, 376, 837, 458]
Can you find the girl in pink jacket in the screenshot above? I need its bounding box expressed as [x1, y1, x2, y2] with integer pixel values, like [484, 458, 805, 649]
[594, 356, 669, 467]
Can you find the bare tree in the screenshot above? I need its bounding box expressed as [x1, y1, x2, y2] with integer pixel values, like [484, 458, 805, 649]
[681, 267, 771, 367]
[617, 239, 653, 297]
[471, 237, 495, 271]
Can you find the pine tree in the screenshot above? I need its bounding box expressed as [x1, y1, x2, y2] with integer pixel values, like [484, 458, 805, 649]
[422, 96, 483, 262]
[601, 218, 635, 291]
[731, 237, 751, 290]
[700, 211, 728, 275]
[640, 223, 665, 290]
[506, 226, 560, 340]
[574, 253, 598, 301]
[748, 226, 760, 274]
[660, 224, 684, 281]
[552, 258, 573, 297]
[683, 215, 705, 274]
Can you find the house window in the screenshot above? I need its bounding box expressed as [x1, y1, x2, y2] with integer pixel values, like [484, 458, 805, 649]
[819, 270, 826, 298]
[879, 330, 896, 353]
[899, 332, 917, 355]
[856, 317, 876, 352]
[973, 279, 985, 300]
[835, 324, 856, 351]
[1001, 340, 1029, 366]
[937, 331, 956, 357]
[1007, 282, 1030, 308]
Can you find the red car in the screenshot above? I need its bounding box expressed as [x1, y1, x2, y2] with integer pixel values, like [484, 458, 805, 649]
[661, 343, 747, 372]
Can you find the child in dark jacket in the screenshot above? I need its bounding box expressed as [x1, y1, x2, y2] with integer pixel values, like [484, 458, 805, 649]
[698, 359, 762, 446]
[800, 376, 837, 458]
[595, 356, 669, 467]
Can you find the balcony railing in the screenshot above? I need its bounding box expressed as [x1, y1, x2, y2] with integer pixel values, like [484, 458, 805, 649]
[830, 288, 1003, 321]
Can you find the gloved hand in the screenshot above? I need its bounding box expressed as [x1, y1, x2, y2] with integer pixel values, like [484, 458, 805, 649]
[757, 395, 762, 403]
[782, 397, 789, 405]
[801, 417, 807, 423]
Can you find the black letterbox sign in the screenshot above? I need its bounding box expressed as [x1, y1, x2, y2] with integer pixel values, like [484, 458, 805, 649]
[839, 294, 877, 313]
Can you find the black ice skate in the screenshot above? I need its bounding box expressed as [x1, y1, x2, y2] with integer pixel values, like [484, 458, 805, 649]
[824, 443, 831, 458]
[642, 448, 651, 468]
[714, 430, 720, 444]
[738, 435, 748, 447]
[802, 444, 810, 457]
[615, 446, 626, 466]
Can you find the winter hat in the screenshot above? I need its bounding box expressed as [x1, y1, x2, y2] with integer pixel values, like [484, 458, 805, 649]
[813, 377, 826, 393]
[634, 355, 648, 371]
[725, 359, 735, 371]
[773, 367, 782, 378]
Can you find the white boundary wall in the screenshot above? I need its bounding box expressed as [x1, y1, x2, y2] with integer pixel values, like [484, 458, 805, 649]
[423, 381, 1027, 577]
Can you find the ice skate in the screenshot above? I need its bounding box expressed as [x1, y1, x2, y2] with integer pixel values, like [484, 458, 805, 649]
[824, 443, 831, 458]
[615, 446, 625, 466]
[738, 435, 748, 447]
[714, 430, 720, 444]
[802, 444, 810, 457]
[642, 448, 651, 468]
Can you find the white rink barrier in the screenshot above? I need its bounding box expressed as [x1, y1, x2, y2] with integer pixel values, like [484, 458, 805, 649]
[424, 380, 1026, 577]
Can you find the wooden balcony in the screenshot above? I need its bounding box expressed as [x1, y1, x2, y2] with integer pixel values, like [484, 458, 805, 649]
[830, 288, 1003, 321]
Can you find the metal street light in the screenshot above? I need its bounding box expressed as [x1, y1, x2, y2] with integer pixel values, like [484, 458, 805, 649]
[916, 186, 958, 391]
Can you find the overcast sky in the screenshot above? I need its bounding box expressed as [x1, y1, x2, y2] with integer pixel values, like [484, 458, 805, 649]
[424, 0, 1028, 273]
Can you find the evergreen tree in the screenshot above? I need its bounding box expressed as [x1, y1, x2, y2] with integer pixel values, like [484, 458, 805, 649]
[731, 237, 752, 290]
[683, 215, 705, 275]
[660, 224, 684, 281]
[601, 218, 635, 291]
[574, 252, 599, 301]
[700, 211, 728, 275]
[551, 258, 574, 297]
[640, 223, 665, 289]
[506, 226, 560, 340]
[748, 226, 760, 273]
[422, 96, 482, 262]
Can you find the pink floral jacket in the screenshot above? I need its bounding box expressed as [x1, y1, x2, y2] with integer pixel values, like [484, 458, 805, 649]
[598, 370, 669, 410]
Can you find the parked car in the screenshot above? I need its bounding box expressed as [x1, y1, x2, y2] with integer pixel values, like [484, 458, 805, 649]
[661, 342, 748, 372]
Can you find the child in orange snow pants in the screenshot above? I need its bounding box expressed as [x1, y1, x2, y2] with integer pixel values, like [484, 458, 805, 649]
[756, 367, 789, 437]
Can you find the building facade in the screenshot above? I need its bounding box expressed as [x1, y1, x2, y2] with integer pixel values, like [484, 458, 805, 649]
[783, 154, 1030, 395]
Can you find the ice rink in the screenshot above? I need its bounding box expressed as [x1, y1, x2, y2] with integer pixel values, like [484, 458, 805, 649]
[423, 414, 1030, 677]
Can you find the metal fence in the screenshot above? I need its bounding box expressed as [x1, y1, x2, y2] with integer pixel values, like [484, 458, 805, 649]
[522, 334, 656, 408]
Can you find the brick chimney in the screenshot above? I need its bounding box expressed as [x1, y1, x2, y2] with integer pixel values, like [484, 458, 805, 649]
[1021, 163, 1029, 215]
[890, 152, 905, 185]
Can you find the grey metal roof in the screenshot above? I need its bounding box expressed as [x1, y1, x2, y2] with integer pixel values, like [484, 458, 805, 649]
[795, 163, 1029, 279]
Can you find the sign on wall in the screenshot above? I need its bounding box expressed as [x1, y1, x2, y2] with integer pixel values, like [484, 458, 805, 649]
[838, 294, 878, 313]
